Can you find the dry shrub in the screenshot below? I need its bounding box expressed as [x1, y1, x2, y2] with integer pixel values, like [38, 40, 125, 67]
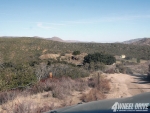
[81, 76, 110, 102]
[51, 85, 66, 99]
[34, 103, 55, 113]
[1, 100, 55, 113]
[31, 77, 88, 99]
[116, 64, 126, 74]
[48, 77, 73, 99]
[1, 101, 32, 113]
[88, 76, 110, 93]
[0, 76, 88, 113]
[51, 77, 88, 99]
[12, 101, 32, 113]
[74, 79, 88, 91]
[105, 68, 115, 74]
[0, 90, 19, 104]
[31, 77, 60, 94]
[97, 79, 110, 93]
[61, 99, 72, 107]
[80, 88, 105, 102]
[0, 76, 110, 112]
[88, 77, 97, 88]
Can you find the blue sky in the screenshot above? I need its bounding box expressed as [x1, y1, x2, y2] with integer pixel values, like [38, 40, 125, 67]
[0, 0, 150, 42]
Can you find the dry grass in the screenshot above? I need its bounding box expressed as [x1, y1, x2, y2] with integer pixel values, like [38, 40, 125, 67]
[39, 54, 60, 60]
[0, 75, 110, 113]
[80, 88, 106, 102]
[1, 99, 55, 113]
[0, 90, 62, 113]
[0, 90, 21, 105]
[31, 77, 88, 99]
[0, 77, 88, 112]
[0, 88, 33, 107]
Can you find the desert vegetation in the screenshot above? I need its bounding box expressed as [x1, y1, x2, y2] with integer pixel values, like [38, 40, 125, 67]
[83, 52, 116, 65]
[72, 50, 81, 55]
[0, 73, 110, 113]
[0, 37, 150, 112]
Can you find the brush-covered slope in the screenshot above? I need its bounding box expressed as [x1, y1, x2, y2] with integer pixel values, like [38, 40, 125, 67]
[0, 37, 150, 65]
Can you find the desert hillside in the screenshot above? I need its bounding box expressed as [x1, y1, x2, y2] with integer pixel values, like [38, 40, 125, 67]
[123, 38, 150, 46]
[0, 37, 150, 113]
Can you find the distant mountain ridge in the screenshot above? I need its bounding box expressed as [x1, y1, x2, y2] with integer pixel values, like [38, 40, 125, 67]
[48, 37, 64, 42]
[132, 38, 150, 45]
[47, 37, 81, 43]
[53, 37, 150, 45]
[1, 36, 150, 45]
[0, 36, 94, 43]
[123, 38, 143, 44]
[123, 37, 150, 46]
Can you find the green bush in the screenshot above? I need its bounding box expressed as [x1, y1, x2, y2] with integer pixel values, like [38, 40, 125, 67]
[83, 53, 116, 65]
[137, 58, 140, 63]
[0, 63, 37, 91]
[125, 56, 132, 60]
[72, 51, 80, 55]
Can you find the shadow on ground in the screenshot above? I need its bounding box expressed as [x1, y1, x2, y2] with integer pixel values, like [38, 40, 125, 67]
[130, 73, 150, 84]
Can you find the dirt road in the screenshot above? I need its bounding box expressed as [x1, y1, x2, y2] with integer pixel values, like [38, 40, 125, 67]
[105, 73, 150, 99]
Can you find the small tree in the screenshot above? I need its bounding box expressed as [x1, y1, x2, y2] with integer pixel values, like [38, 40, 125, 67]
[72, 51, 80, 55]
[137, 58, 140, 63]
[83, 53, 116, 65]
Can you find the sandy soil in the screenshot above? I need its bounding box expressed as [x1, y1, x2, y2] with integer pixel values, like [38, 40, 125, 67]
[105, 73, 150, 99]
